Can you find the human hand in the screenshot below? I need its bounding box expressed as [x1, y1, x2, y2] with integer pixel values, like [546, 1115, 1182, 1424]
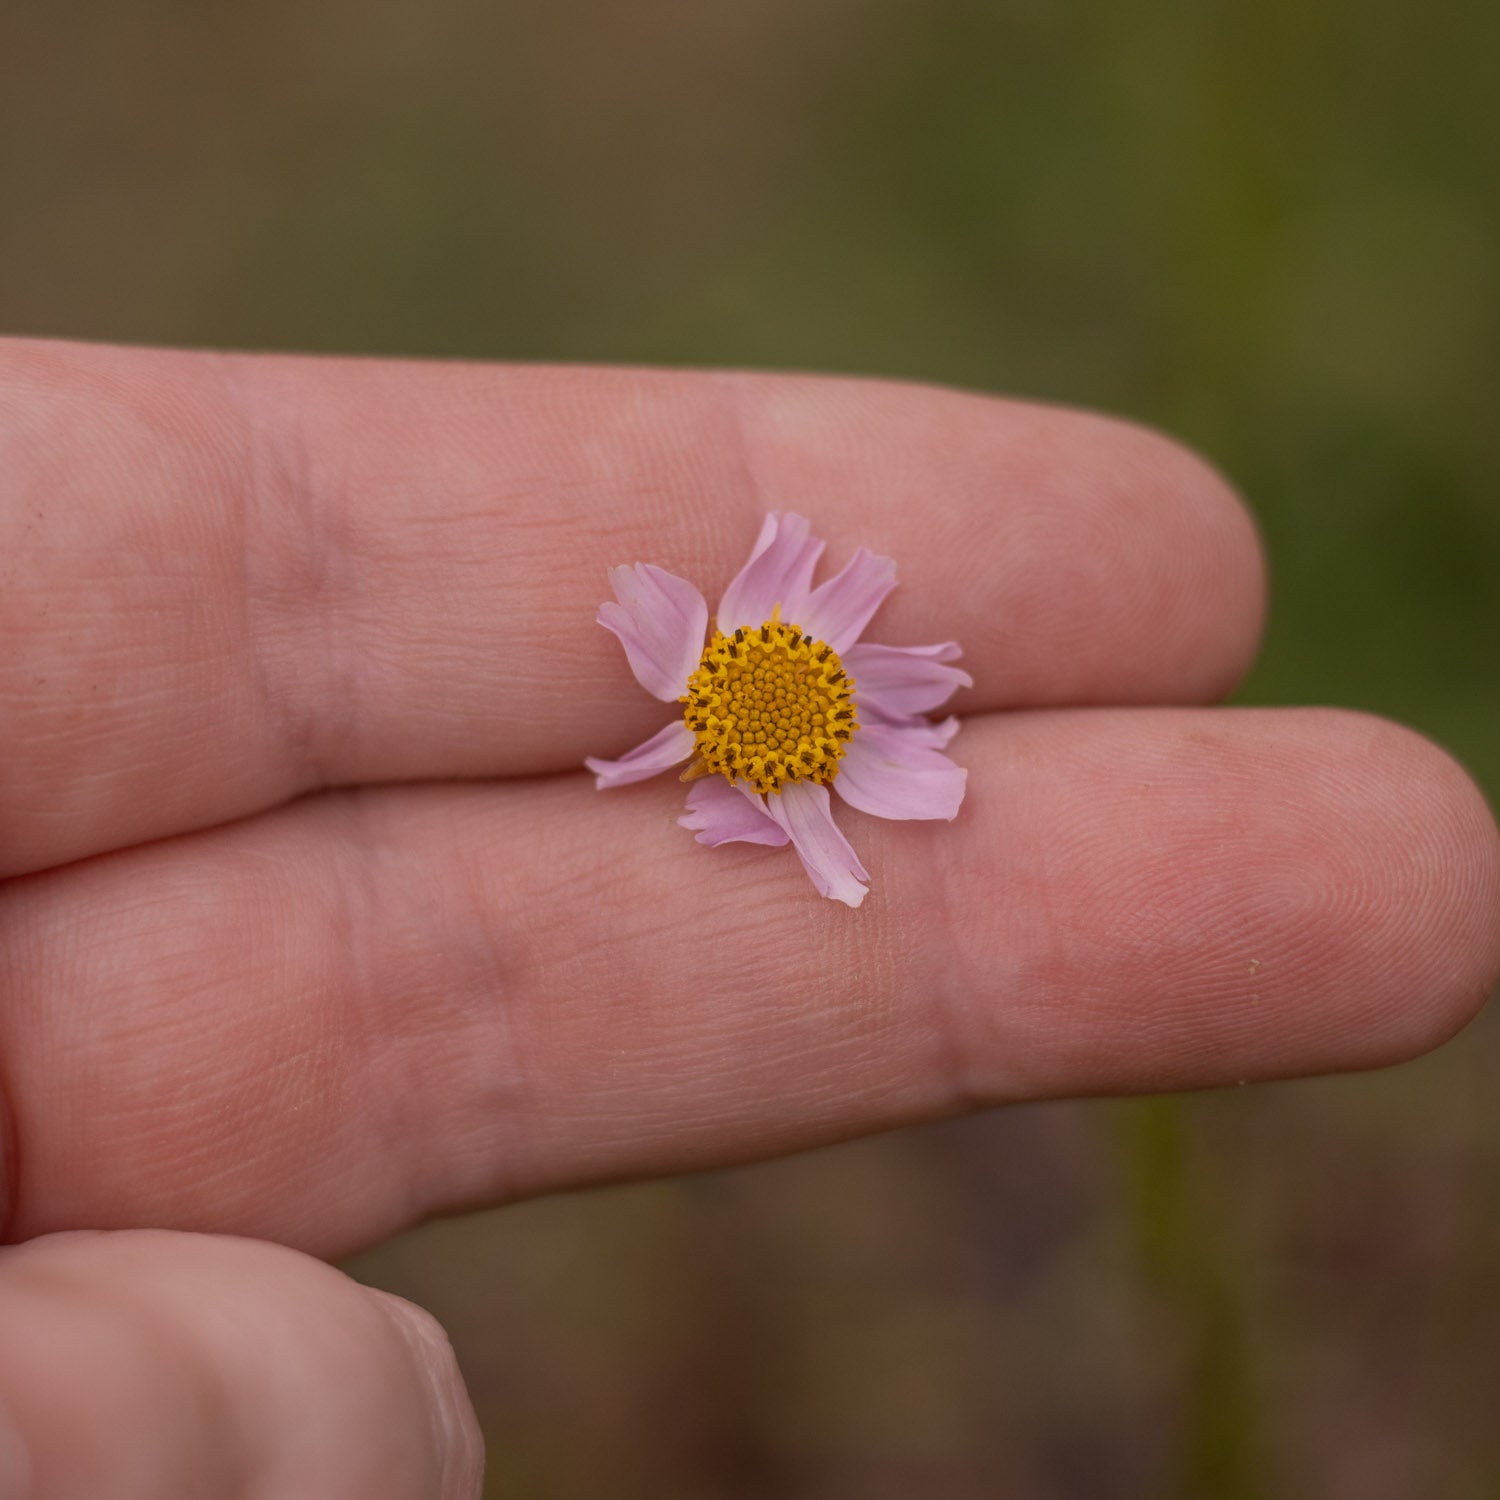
[2, 338, 1496, 1496]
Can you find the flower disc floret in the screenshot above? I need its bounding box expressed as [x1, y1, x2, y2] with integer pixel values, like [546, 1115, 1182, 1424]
[586, 511, 971, 907]
[681, 617, 857, 795]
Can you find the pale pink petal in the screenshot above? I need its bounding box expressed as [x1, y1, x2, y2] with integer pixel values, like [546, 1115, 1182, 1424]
[716, 512, 824, 632]
[856, 693, 963, 746]
[797, 548, 897, 652]
[679, 777, 790, 848]
[846, 709, 962, 746]
[598, 564, 708, 701]
[914, 714, 962, 749]
[764, 781, 870, 907]
[585, 720, 695, 789]
[833, 722, 966, 821]
[844, 640, 973, 717]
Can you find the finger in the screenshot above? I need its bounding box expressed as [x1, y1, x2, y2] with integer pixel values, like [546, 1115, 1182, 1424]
[0, 1230, 482, 1499]
[0, 336, 1263, 875]
[3, 708, 1494, 1257]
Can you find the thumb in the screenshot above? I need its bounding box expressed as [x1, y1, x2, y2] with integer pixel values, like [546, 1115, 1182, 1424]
[0, 1229, 482, 1499]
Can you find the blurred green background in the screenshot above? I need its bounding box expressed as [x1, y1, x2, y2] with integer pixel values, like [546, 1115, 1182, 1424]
[5, 1, 1498, 1494]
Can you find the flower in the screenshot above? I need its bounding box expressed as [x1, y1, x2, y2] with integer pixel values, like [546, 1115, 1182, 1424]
[585, 513, 970, 907]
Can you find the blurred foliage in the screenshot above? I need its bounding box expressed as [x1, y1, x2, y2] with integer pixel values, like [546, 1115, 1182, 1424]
[4, 0, 1497, 1494]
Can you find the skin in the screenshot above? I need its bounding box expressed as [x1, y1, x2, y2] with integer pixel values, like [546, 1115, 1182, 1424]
[0, 336, 1496, 1496]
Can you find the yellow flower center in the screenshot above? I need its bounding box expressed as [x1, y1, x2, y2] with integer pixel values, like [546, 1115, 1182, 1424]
[681, 616, 858, 795]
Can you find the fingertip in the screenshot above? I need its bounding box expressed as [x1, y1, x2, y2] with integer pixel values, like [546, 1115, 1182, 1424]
[917, 706, 1499, 1100]
[1345, 712, 1500, 1060]
[1076, 410, 1269, 702]
[1009, 401, 1268, 705]
[1165, 442, 1269, 699]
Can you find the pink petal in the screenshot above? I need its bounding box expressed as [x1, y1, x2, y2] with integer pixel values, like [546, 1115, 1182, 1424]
[679, 777, 790, 848]
[764, 781, 870, 907]
[716, 512, 823, 633]
[833, 722, 966, 821]
[856, 695, 963, 747]
[585, 720, 695, 789]
[599, 564, 708, 701]
[910, 715, 962, 750]
[797, 548, 897, 652]
[844, 640, 973, 717]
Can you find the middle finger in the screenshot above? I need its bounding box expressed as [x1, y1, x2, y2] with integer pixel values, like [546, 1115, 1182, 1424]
[1, 706, 1493, 1257]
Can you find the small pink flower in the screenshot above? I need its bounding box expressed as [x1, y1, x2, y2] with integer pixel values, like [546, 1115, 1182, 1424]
[586, 513, 970, 907]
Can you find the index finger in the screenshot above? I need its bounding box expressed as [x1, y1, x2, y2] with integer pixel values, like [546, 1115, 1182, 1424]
[0, 338, 1263, 876]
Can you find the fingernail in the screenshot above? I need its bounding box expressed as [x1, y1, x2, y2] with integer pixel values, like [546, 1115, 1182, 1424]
[0, 1398, 31, 1500]
[372, 1292, 484, 1499]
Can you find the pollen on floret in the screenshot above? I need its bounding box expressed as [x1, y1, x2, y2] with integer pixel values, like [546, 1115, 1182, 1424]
[680, 616, 858, 795]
